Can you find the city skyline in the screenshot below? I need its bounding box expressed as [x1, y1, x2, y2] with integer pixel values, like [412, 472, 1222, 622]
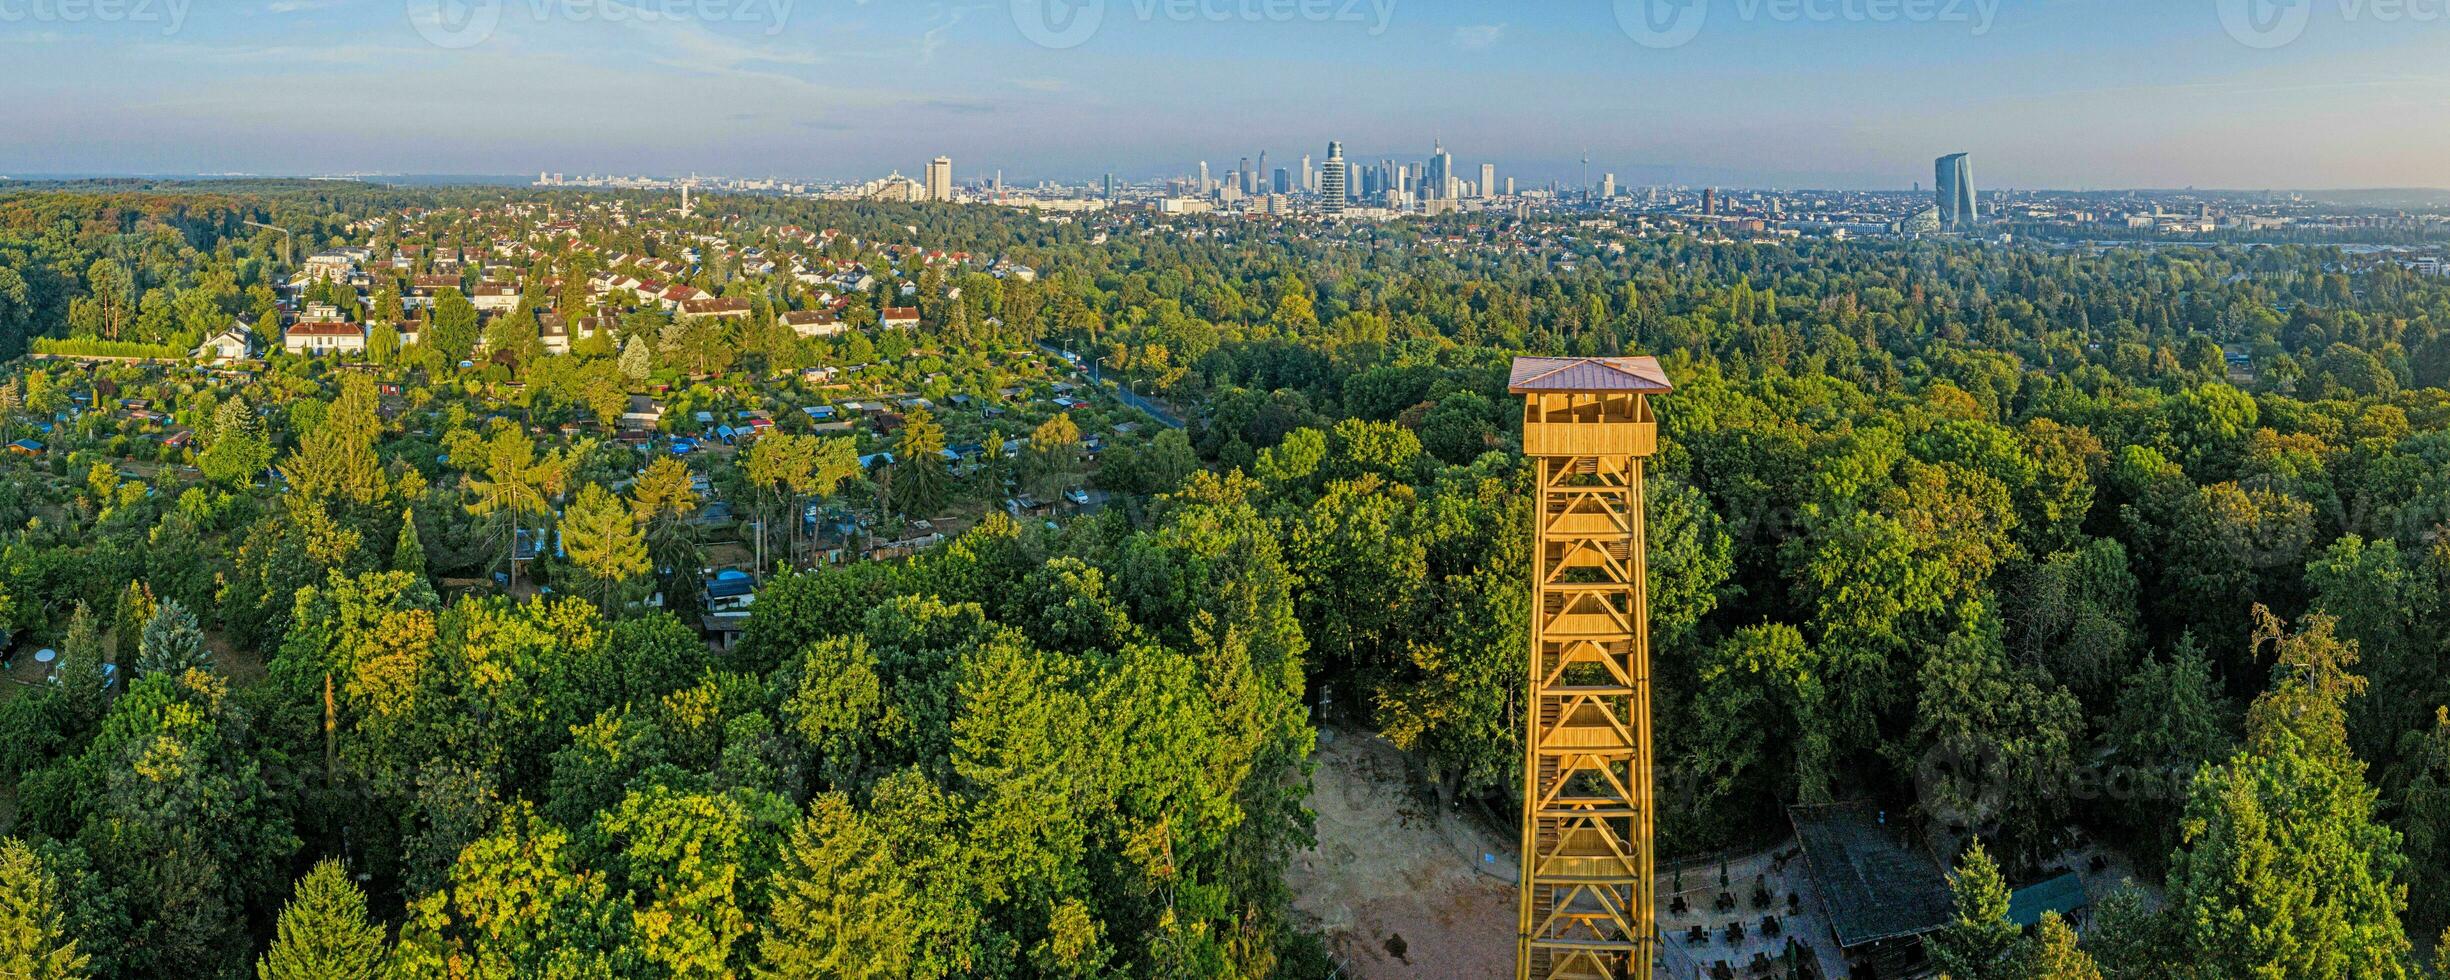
[6, 2, 2450, 189]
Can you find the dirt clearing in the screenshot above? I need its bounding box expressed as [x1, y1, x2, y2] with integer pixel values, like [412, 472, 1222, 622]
[1290, 729, 1517, 979]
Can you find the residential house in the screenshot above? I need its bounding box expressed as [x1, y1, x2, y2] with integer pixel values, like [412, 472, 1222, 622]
[681, 297, 752, 321]
[879, 306, 922, 330]
[284, 321, 367, 356]
[621, 394, 665, 431]
[405, 275, 460, 309]
[470, 282, 522, 313]
[192, 322, 259, 362]
[303, 251, 358, 280]
[781, 310, 845, 338]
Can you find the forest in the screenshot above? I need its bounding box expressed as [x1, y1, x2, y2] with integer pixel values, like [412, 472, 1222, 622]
[0, 180, 2444, 977]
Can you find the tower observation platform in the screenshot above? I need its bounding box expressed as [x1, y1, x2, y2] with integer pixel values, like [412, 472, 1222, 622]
[1509, 356, 1672, 980]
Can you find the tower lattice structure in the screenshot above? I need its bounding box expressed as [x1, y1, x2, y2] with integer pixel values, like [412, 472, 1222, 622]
[1510, 356, 1673, 980]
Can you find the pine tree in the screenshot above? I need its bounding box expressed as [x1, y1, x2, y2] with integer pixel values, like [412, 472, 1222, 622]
[1930, 840, 2018, 980]
[199, 397, 273, 487]
[137, 599, 209, 677]
[2021, 912, 2102, 980]
[111, 580, 154, 659]
[392, 509, 427, 578]
[0, 839, 88, 979]
[281, 376, 388, 506]
[258, 859, 384, 980]
[54, 602, 109, 724]
[619, 334, 653, 381]
[2165, 607, 2413, 977]
[563, 484, 649, 614]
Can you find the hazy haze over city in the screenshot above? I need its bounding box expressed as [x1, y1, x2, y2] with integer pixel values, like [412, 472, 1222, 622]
[4, 0, 2448, 189]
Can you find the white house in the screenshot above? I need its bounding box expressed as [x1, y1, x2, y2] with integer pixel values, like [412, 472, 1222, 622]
[470, 283, 522, 313]
[284, 321, 367, 356]
[193, 322, 258, 362]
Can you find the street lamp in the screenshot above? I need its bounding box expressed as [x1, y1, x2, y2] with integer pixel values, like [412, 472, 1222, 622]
[242, 220, 295, 267]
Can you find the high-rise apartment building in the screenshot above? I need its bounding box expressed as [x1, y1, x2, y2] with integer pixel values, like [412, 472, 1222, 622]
[1321, 141, 1348, 214]
[925, 156, 953, 202]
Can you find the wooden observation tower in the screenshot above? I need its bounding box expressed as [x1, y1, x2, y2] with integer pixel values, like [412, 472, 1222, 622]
[1510, 356, 1672, 980]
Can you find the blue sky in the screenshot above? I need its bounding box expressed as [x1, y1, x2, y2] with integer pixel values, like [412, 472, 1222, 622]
[1, 0, 2445, 188]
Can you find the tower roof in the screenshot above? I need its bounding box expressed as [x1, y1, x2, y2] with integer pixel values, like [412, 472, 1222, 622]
[1507, 356, 1673, 394]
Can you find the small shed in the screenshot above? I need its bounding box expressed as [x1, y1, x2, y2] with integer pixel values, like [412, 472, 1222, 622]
[2008, 873, 2089, 930]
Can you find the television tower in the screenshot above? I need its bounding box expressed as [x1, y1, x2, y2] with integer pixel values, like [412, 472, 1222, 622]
[1510, 355, 1674, 980]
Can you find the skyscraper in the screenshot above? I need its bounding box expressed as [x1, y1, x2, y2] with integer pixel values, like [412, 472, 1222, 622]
[1257, 151, 1268, 195]
[1426, 141, 1456, 200]
[1301, 154, 1314, 193]
[1936, 153, 1977, 230]
[1321, 141, 1348, 214]
[926, 156, 953, 202]
[1197, 160, 1211, 195]
[1239, 156, 1253, 195]
[1481, 163, 1497, 199]
[1273, 168, 1291, 195]
[1601, 173, 1617, 199]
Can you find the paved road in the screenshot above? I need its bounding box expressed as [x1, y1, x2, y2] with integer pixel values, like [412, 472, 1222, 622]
[1036, 343, 1185, 429]
[1106, 383, 1184, 429]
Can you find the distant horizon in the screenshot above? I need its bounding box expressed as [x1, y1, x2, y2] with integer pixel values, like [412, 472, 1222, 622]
[9, 172, 2450, 200]
[8, 2, 2450, 189]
